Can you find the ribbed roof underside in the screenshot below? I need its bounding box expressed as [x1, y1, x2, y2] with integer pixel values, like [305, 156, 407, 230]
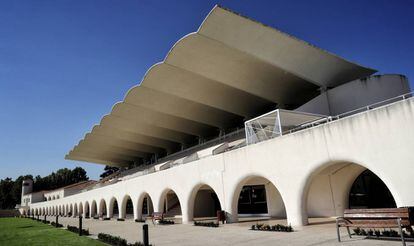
[65, 5, 376, 167]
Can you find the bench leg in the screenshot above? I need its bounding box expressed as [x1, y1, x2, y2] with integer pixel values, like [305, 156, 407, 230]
[336, 219, 341, 242]
[346, 227, 352, 238]
[397, 218, 406, 246]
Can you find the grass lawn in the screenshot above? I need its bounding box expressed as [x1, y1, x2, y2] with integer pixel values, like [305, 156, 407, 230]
[0, 217, 106, 246]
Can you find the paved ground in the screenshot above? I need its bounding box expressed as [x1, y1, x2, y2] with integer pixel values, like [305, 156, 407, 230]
[49, 216, 412, 246]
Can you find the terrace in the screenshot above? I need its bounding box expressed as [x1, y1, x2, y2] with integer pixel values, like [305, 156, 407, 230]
[61, 91, 413, 197]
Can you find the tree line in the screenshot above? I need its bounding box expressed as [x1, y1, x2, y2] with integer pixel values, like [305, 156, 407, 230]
[0, 167, 88, 209]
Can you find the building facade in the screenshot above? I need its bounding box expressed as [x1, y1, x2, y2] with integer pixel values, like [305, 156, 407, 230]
[20, 6, 413, 227]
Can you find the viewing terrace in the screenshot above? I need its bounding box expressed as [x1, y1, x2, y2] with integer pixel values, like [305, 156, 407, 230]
[64, 91, 414, 197]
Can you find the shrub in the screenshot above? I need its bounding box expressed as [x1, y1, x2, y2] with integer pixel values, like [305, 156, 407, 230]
[353, 227, 361, 235]
[97, 233, 150, 246]
[360, 229, 367, 236]
[51, 222, 63, 228]
[389, 229, 398, 237]
[251, 223, 293, 232]
[67, 225, 90, 236]
[194, 221, 219, 227]
[158, 219, 174, 225]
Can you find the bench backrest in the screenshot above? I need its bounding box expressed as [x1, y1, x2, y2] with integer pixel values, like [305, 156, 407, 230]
[343, 208, 414, 227]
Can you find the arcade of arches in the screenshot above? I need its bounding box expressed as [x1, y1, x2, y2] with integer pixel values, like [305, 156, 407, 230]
[31, 163, 397, 226]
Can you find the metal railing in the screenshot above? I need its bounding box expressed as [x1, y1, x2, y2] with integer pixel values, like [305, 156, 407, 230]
[156, 128, 246, 163]
[285, 92, 413, 135]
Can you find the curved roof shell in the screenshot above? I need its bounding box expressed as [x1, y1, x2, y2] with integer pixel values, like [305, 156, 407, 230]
[66, 5, 376, 167]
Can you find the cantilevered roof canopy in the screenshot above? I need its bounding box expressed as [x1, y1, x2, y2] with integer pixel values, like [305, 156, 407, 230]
[66, 5, 376, 167]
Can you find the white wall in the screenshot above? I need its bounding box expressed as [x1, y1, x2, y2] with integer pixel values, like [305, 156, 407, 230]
[29, 97, 414, 227]
[296, 74, 410, 115]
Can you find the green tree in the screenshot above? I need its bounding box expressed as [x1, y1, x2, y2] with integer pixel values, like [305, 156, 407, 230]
[0, 177, 22, 209]
[100, 166, 119, 178]
[0, 167, 89, 209]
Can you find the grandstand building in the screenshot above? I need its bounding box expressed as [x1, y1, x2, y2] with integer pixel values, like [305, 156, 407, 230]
[20, 6, 414, 227]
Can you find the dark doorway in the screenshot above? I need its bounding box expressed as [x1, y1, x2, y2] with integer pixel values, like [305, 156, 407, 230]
[113, 200, 119, 216]
[349, 170, 396, 208]
[238, 185, 268, 214]
[126, 198, 133, 217]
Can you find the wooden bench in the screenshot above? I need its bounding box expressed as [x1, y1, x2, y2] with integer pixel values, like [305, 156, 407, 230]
[336, 208, 414, 246]
[149, 212, 164, 225]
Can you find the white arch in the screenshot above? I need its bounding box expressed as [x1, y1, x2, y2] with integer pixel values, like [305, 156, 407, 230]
[186, 183, 223, 222]
[227, 174, 287, 223]
[120, 194, 134, 219]
[300, 160, 398, 225]
[136, 192, 154, 221]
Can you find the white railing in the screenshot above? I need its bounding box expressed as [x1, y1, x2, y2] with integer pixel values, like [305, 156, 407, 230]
[285, 92, 413, 135]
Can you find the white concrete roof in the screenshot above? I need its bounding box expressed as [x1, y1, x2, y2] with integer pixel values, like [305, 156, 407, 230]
[66, 5, 376, 167]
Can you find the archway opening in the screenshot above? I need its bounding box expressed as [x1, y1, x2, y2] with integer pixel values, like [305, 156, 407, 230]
[138, 193, 154, 221]
[91, 201, 97, 218]
[349, 170, 396, 208]
[233, 176, 286, 222]
[109, 198, 119, 219]
[121, 196, 134, 219]
[193, 185, 221, 221]
[79, 203, 84, 217]
[99, 200, 107, 218]
[73, 204, 78, 217]
[305, 162, 397, 225]
[161, 190, 182, 223]
[84, 202, 90, 218]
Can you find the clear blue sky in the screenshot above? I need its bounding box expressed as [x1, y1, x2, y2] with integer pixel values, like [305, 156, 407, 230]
[1, 0, 413, 181]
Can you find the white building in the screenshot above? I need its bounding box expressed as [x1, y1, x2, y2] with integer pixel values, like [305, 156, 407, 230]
[21, 6, 413, 227]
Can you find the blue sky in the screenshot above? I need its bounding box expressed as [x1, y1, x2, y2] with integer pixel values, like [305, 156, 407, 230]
[1, 0, 413, 181]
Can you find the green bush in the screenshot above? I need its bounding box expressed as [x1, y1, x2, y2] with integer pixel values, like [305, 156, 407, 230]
[67, 225, 90, 235]
[51, 221, 63, 228]
[251, 223, 293, 232]
[97, 233, 150, 246]
[194, 221, 219, 227]
[158, 219, 174, 225]
[353, 227, 414, 238]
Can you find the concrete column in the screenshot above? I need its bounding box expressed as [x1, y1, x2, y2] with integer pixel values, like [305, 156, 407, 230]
[132, 199, 139, 221]
[136, 198, 143, 221]
[119, 199, 126, 219]
[283, 190, 308, 227]
[225, 202, 238, 223]
[97, 202, 103, 217]
[180, 194, 190, 224]
[107, 199, 113, 219]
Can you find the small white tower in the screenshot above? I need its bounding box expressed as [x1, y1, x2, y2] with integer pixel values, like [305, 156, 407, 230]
[21, 179, 33, 205]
